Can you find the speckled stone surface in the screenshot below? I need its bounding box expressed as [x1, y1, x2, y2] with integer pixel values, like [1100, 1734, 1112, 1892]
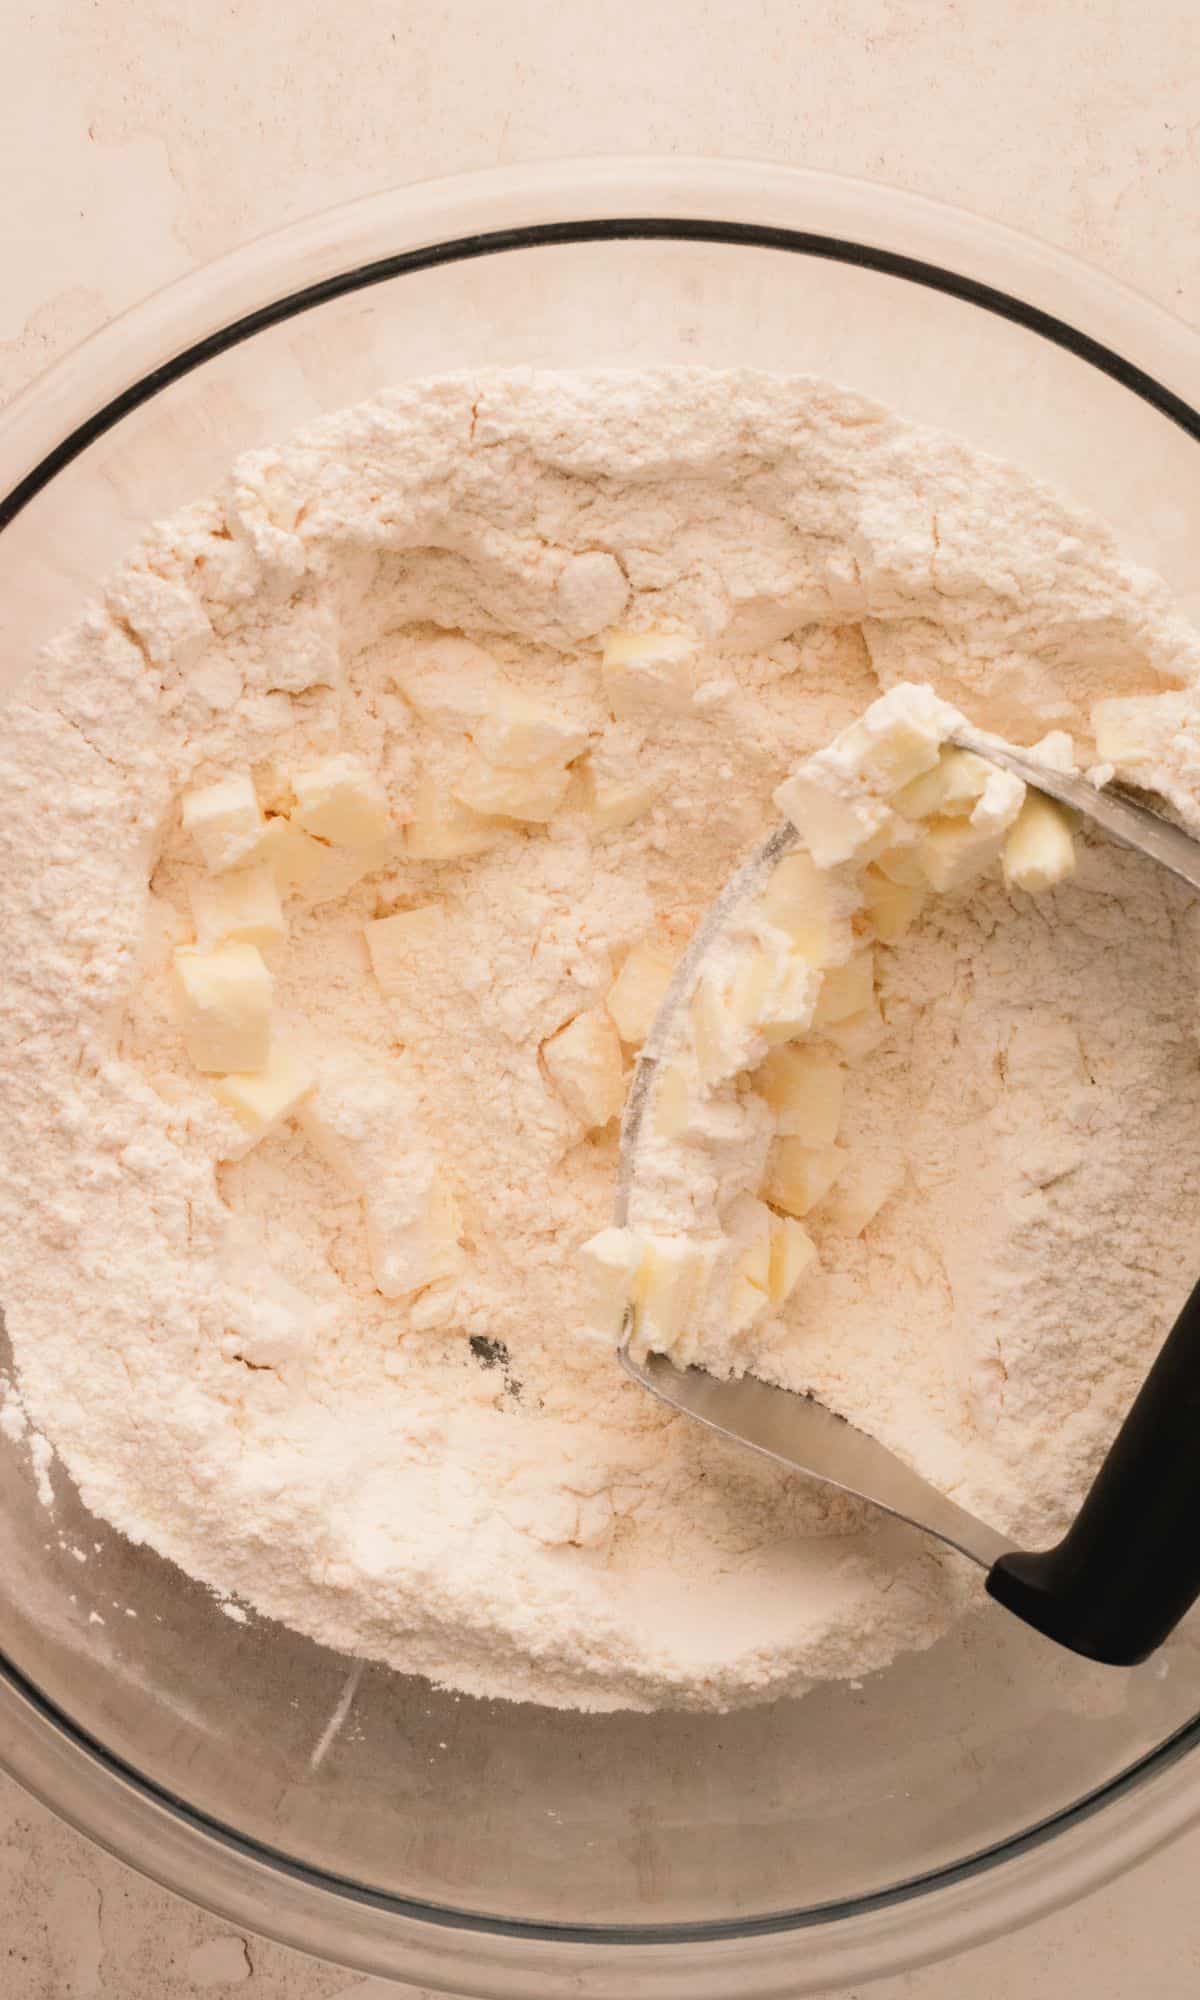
[3, 1, 1200, 1992]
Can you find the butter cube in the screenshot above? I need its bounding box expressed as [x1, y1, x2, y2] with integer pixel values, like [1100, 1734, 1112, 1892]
[873, 842, 927, 888]
[762, 1140, 848, 1218]
[893, 746, 990, 821]
[862, 866, 926, 944]
[757, 851, 854, 965]
[768, 1213, 819, 1303]
[258, 816, 389, 903]
[727, 1259, 772, 1337]
[970, 766, 1026, 837]
[213, 1038, 314, 1141]
[725, 1196, 773, 1333]
[689, 972, 750, 1086]
[728, 1193, 773, 1284]
[652, 1060, 695, 1139]
[773, 769, 892, 868]
[174, 943, 272, 1074]
[756, 950, 823, 1045]
[727, 938, 780, 1029]
[811, 951, 874, 1028]
[1091, 694, 1181, 768]
[190, 863, 286, 948]
[542, 1007, 625, 1128]
[607, 937, 682, 1046]
[406, 775, 503, 860]
[454, 752, 570, 824]
[258, 815, 330, 890]
[585, 762, 660, 831]
[601, 629, 698, 719]
[631, 1234, 721, 1360]
[824, 1157, 901, 1237]
[366, 1170, 464, 1299]
[822, 1002, 886, 1061]
[365, 905, 447, 996]
[1003, 795, 1076, 894]
[1030, 731, 1077, 774]
[180, 772, 264, 874]
[754, 1044, 844, 1144]
[835, 701, 945, 791]
[298, 1049, 462, 1298]
[917, 816, 1004, 892]
[291, 754, 393, 848]
[579, 1226, 645, 1339]
[474, 691, 589, 769]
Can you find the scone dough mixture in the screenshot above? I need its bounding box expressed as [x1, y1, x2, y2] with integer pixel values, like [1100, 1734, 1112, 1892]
[2, 369, 1199, 1712]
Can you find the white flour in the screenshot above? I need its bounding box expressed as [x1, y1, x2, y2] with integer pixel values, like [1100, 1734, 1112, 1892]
[2, 368, 1200, 1712]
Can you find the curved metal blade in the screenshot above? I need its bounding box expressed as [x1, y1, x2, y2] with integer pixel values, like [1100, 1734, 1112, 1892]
[621, 1343, 1015, 1571]
[952, 724, 1200, 894]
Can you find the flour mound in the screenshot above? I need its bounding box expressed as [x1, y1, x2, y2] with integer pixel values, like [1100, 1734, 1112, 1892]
[2, 368, 1199, 1713]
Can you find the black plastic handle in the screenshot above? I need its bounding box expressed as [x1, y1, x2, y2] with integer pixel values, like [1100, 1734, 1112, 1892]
[986, 1276, 1200, 1666]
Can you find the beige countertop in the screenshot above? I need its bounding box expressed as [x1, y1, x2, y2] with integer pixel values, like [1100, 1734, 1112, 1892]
[3, 1, 1200, 1993]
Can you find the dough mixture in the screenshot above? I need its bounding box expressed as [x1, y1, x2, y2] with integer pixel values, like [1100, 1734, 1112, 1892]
[2, 368, 1200, 1712]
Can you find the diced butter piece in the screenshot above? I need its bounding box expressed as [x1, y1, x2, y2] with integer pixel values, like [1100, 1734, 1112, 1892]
[754, 1044, 844, 1144]
[727, 1259, 772, 1337]
[606, 937, 682, 1046]
[174, 942, 272, 1074]
[917, 816, 1004, 892]
[757, 850, 855, 965]
[190, 863, 286, 948]
[1091, 693, 1183, 769]
[762, 1140, 848, 1218]
[862, 866, 926, 944]
[727, 1193, 772, 1285]
[823, 1157, 902, 1237]
[584, 762, 660, 831]
[773, 770, 892, 868]
[406, 774, 503, 860]
[727, 937, 780, 1029]
[767, 1213, 819, 1303]
[579, 1226, 645, 1339]
[812, 951, 874, 1028]
[652, 1059, 695, 1139]
[473, 691, 590, 769]
[893, 746, 990, 820]
[298, 1048, 463, 1299]
[873, 842, 927, 888]
[454, 752, 570, 824]
[970, 766, 1026, 837]
[725, 1195, 773, 1333]
[632, 1234, 721, 1360]
[756, 950, 823, 1045]
[689, 971, 751, 1087]
[258, 816, 389, 903]
[1029, 730, 1076, 774]
[213, 1038, 314, 1140]
[180, 772, 265, 874]
[365, 905, 447, 996]
[601, 628, 698, 719]
[821, 1002, 886, 1061]
[258, 815, 330, 890]
[366, 1170, 464, 1299]
[542, 1007, 625, 1128]
[835, 699, 946, 791]
[291, 753, 393, 848]
[391, 635, 504, 726]
[1003, 794, 1077, 894]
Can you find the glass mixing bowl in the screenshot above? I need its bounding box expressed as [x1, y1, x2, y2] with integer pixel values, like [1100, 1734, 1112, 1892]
[2, 159, 1199, 2000]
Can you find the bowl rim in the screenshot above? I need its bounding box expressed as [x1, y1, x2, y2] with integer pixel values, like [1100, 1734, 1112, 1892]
[1, 154, 1199, 1994]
